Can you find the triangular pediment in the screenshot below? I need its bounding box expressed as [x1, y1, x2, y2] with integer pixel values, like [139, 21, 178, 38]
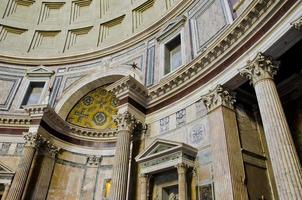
[0, 161, 13, 174]
[157, 15, 186, 41]
[136, 139, 184, 161]
[26, 66, 54, 77]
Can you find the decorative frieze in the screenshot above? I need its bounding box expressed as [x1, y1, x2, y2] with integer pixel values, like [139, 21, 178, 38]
[239, 52, 279, 85]
[201, 84, 235, 111]
[176, 109, 186, 127]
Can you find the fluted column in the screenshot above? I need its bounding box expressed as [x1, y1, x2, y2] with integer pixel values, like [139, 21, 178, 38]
[202, 85, 248, 200]
[140, 174, 148, 200]
[239, 52, 302, 199]
[6, 133, 43, 200]
[30, 141, 60, 200]
[177, 163, 187, 200]
[109, 112, 137, 200]
[1, 183, 11, 200]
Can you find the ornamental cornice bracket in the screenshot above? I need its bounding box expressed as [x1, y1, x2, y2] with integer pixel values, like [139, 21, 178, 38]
[291, 16, 302, 30]
[23, 104, 50, 118]
[113, 111, 138, 131]
[201, 84, 236, 112]
[239, 52, 279, 85]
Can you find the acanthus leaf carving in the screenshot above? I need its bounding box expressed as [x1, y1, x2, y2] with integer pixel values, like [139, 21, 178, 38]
[113, 111, 137, 131]
[201, 84, 235, 112]
[239, 52, 279, 85]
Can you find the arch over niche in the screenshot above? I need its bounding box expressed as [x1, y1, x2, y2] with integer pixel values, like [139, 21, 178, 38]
[56, 74, 124, 120]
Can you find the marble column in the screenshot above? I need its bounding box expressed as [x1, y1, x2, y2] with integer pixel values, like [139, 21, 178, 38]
[239, 52, 302, 199]
[30, 141, 60, 200]
[202, 85, 248, 200]
[140, 174, 148, 200]
[109, 112, 137, 200]
[6, 133, 44, 200]
[82, 156, 101, 200]
[1, 183, 11, 200]
[177, 163, 187, 200]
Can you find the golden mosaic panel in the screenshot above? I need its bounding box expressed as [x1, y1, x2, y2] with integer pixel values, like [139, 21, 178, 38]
[66, 87, 118, 129]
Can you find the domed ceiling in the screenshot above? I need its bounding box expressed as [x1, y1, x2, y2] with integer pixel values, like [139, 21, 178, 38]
[0, 0, 183, 58]
[66, 87, 118, 130]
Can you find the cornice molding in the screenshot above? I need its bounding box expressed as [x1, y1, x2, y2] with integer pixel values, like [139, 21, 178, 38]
[106, 75, 148, 107]
[0, 116, 31, 126]
[148, 0, 276, 105]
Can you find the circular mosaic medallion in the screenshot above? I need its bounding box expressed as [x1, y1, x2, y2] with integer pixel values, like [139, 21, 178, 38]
[83, 96, 93, 106]
[93, 112, 107, 126]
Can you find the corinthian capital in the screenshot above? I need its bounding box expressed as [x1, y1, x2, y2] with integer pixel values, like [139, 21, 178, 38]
[201, 85, 235, 112]
[44, 140, 61, 158]
[114, 111, 137, 131]
[239, 52, 279, 85]
[24, 133, 44, 148]
[291, 16, 302, 30]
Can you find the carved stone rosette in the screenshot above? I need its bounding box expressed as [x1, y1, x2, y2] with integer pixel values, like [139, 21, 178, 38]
[239, 52, 279, 85]
[113, 111, 137, 131]
[201, 84, 236, 111]
[86, 155, 102, 166]
[24, 132, 45, 148]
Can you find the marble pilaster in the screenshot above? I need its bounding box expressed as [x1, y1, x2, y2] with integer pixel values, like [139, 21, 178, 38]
[139, 174, 148, 200]
[6, 133, 44, 200]
[29, 141, 60, 200]
[109, 112, 137, 200]
[202, 85, 248, 200]
[177, 163, 187, 200]
[239, 52, 302, 199]
[1, 183, 11, 200]
[82, 156, 102, 200]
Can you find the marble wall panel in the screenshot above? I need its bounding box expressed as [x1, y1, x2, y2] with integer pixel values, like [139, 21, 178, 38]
[0, 74, 22, 110]
[189, 0, 228, 56]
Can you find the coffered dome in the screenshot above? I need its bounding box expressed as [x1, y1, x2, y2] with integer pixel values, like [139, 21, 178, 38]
[0, 0, 183, 59]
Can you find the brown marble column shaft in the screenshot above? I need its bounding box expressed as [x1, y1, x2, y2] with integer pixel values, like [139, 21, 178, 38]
[30, 141, 60, 200]
[177, 163, 187, 200]
[140, 174, 148, 200]
[202, 85, 248, 200]
[240, 52, 302, 199]
[6, 133, 43, 200]
[109, 112, 137, 200]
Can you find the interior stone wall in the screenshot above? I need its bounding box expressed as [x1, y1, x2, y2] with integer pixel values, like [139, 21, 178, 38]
[47, 151, 114, 200]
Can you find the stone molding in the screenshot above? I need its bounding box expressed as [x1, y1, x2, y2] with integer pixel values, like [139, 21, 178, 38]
[23, 104, 50, 117]
[239, 52, 279, 85]
[148, 0, 275, 102]
[0, 116, 31, 125]
[201, 84, 235, 112]
[113, 111, 137, 131]
[86, 155, 102, 166]
[291, 16, 302, 30]
[106, 75, 148, 107]
[24, 132, 44, 148]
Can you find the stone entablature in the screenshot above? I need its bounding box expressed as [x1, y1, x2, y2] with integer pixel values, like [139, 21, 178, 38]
[136, 139, 197, 174]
